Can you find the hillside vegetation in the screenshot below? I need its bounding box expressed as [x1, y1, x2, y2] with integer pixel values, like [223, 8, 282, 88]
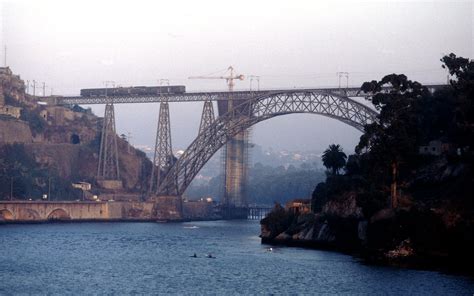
[261, 54, 474, 271]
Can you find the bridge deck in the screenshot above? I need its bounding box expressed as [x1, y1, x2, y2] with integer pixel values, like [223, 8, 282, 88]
[53, 87, 362, 105]
[49, 84, 447, 105]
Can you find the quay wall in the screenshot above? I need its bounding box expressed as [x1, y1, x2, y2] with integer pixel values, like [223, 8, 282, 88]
[0, 199, 181, 223]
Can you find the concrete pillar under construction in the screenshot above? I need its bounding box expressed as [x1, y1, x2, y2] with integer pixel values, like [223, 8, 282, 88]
[224, 131, 248, 207]
[217, 100, 249, 209]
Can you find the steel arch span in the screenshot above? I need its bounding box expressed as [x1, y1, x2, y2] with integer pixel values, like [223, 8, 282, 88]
[157, 90, 378, 196]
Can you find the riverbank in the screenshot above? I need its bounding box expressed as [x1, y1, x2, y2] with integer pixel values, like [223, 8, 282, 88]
[260, 203, 474, 275]
[262, 236, 474, 276]
[0, 199, 215, 223]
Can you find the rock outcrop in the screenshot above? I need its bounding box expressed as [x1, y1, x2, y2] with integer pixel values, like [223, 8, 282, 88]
[0, 68, 153, 200]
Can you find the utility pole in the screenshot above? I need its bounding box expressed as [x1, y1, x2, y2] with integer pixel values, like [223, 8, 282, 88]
[249, 75, 260, 91]
[10, 177, 13, 201]
[50, 87, 53, 96]
[159, 79, 170, 86]
[4, 46, 6, 67]
[336, 72, 349, 90]
[103, 80, 115, 96]
[48, 177, 51, 201]
[32, 80, 36, 96]
[42, 82, 46, 97]
[26, 80, 29, 94]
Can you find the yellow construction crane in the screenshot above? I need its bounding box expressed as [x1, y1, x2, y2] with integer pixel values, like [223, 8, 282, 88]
[189, 66, 245, 92]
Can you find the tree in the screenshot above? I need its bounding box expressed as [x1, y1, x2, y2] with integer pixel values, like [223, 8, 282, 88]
[356, 74, 430, 208]
[440, 53, 474, 149]
[322, 144, 347, 175]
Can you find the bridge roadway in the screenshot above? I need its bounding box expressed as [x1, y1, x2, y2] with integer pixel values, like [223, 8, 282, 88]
[54, 88, 361, 105]
[53, 85, 446, 105]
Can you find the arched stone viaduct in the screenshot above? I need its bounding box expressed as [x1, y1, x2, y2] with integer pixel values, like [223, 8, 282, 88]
[0, 201, 169, 222]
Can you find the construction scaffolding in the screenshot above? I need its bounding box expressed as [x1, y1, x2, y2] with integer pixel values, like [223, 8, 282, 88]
[216, 97, 251, 216]
[222, 130, 249, 207]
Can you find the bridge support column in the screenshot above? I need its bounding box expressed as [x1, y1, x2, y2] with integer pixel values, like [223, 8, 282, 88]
[223, 130, 249, 208]
[97, 102, 122, 188]
[150, 101, 175, 194]
[198, 100, 215, 134]
[217, 100, 250, 215]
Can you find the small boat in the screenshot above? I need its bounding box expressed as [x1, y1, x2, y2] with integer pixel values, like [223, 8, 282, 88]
[183, 225, 199, 229]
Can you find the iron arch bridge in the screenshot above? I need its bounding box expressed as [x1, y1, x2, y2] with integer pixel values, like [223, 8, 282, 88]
[157, 90, 378, 196]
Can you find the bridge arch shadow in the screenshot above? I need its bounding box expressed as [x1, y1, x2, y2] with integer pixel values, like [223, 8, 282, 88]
[158, 90, 378, 196]
[0, 209, 14, 221]
[47, 209, 71, 221]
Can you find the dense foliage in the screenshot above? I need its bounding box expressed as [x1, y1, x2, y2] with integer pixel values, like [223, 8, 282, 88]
[312, 53, 474, 215]
[0, 144, 82, 200]
[321, 144, 347, 175]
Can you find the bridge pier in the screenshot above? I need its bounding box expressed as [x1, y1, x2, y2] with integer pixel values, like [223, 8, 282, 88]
[97, 102, 122, 188]
[150, 101, 175, 194]
[217, 100, 250, 210]
[199, 100, 215, 134]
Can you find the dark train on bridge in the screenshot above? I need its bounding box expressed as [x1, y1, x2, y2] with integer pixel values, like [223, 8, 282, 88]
[80, 85, 186, 97]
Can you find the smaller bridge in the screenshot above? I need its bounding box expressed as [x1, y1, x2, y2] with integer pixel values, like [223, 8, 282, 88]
[248, 205, 273, 220]
[0, 200, 185, 222]
[0, 201, 108, 222]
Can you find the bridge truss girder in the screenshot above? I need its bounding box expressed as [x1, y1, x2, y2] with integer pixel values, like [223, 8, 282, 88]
[54, 87, 385, 105]
[157, 91, 378, 196]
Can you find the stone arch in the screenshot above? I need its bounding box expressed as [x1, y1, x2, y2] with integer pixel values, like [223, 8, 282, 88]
[158, 90, 378, 196]
[25, 209, 41, 220]
[70, 133, 80, 144]
[0, 209, 14, 221]
[47, 208, 71, 221]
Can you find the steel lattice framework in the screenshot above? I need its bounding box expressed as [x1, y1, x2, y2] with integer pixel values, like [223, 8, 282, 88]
[198, 101, 215, 134]
[157, 91, 379, 196]
[149, 101, 174, 193]
[53, 85, 445, 105]
[97, 103, 120, 180]
[54, 88, 376, 105]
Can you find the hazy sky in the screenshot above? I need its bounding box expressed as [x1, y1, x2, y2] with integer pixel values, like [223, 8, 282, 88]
[1, 0, 472, 154]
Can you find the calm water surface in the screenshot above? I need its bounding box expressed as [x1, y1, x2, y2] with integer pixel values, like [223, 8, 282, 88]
[1, 220, 473, 295]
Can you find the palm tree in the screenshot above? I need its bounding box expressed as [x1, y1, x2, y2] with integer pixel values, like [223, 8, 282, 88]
[322, 144, 347, 175]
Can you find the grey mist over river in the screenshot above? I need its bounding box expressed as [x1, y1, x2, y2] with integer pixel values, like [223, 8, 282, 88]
[1, 221, 473, 295]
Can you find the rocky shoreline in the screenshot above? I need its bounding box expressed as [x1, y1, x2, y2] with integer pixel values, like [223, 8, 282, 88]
[260, 202, 474, 275]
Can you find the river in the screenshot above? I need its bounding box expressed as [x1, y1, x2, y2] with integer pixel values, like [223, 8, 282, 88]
[1, 220, 473, 295]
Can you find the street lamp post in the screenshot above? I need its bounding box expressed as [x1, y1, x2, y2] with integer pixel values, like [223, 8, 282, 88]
[10, 177, 13, 201]
[48, 177, 52, 201]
